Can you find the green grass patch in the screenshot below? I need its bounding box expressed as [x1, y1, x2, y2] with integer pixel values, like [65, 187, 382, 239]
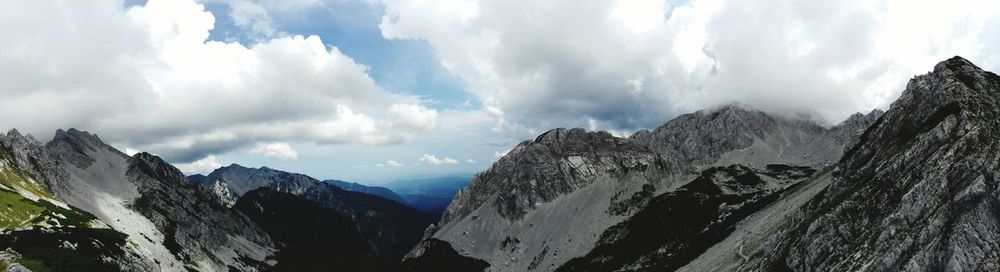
[0, 189, 45, 229]
[0, 166, 53, 200]
[0, 186, 97, 230]
[33, 199, 98, 227]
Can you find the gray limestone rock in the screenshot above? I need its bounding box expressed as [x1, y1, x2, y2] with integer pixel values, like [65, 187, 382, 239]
[753, 56, 1000, 272]
[415, 98, 880, 271]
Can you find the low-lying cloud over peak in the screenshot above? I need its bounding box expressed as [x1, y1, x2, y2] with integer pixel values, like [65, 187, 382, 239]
[378, 0, 1000, 134]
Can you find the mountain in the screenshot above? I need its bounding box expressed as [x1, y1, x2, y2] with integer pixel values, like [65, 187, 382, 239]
[198, 164, 435, 261]
[404, 56, 1000, 272]
[0, 130, 142, 271]
[404, 103, 881, 270]
[234, 188, 379, 271]
[740, 57, 1000, 271]
[325, 179, 408, 205]
[557, 164, 816, 271]
[386, 176, 471, 218]
[4, 56, 993, 272]
[0, 128, 276, 271]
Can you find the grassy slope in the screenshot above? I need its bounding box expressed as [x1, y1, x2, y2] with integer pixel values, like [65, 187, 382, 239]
[0, 147, 126, 272]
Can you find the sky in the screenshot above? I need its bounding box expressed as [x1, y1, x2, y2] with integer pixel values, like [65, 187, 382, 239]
[0, 0, 997, 185]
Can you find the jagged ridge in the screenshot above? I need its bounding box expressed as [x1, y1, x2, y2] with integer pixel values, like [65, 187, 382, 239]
[754, 56, 1000, 271]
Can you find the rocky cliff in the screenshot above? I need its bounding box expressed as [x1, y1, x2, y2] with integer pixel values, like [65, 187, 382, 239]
[412, 101, 881, 271]
[0, 128, 277, 271]
[749, 57, 1000, 271]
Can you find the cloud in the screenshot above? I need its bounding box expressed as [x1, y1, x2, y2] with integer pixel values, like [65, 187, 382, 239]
[124, 148, 142, 156]
[419, 154, 458, 165]
[377, 0, 1000, 132]
[221, 0, 278, 38]
[465, 158, 476, 163]
[175, 155, 224, 174]
[374, 160, 404, 167]
[386, 160, 404, 167]
[248, 142, 298, 160]
[389, 103, 439, 130]
[0, 0, 439, 163]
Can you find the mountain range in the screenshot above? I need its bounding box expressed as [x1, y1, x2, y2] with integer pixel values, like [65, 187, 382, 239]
[0, 56, 997, 272]
[193, 163, 435, 263]
[402, 56, 1000, 272]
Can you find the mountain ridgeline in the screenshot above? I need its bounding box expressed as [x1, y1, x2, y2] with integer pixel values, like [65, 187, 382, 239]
[0, 56, 997, 272]
[404, 57, 1000, 272]
[0, 129, 275, 271]
[194, 164, 436, 262]
[324, 179, 408, 205]
[406, 99, 882, 271]
[748, 56, 1000, 271]
[0, 127, 434, 271]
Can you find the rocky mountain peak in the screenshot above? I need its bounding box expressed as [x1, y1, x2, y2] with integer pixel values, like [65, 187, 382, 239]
[754, 56, 1000, 271]
[421, 97, 883, 271]
[4, 128, 41, 147]
[50, 128, 106, 147]
[46, 128, 126, 168]
[129, 152, 188, 185]
[839, 56, 999, 180]
[933, 56, 983, 75]
[442, 127, 660, 224]
[525, 127, 648, 156]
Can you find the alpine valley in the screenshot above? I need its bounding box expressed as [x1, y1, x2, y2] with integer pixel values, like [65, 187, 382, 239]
[1, 57, 999, 272]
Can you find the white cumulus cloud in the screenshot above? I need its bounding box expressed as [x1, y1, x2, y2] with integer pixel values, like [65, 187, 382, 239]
[377, 0, 1000, 133]
[175, 155, 223, 174]
[386, 160, 404, 167]
[248, 142, 298, 160]
[0, 0, 440, 164]
[419, 154, 458, 165]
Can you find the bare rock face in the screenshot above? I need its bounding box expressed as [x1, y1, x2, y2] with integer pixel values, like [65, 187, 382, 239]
[441, 128, 668, 225]
[558, 164, 816, 272]
[128, 152, 275, 271]
[415, 100, 880, 271]
[0, 130, 159, 272]
[209, 179, 237, 208]
[753, 57, 1000, 271]
[33, 129, 276, 271]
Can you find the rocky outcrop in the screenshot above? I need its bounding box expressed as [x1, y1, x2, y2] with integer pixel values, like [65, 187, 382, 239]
[128, 152, 275, 271]
[23, 129, 276, 271]
[752, 57, 1000, 271]
[208, 179, 237, 208]
[442, 128, 668, 225]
